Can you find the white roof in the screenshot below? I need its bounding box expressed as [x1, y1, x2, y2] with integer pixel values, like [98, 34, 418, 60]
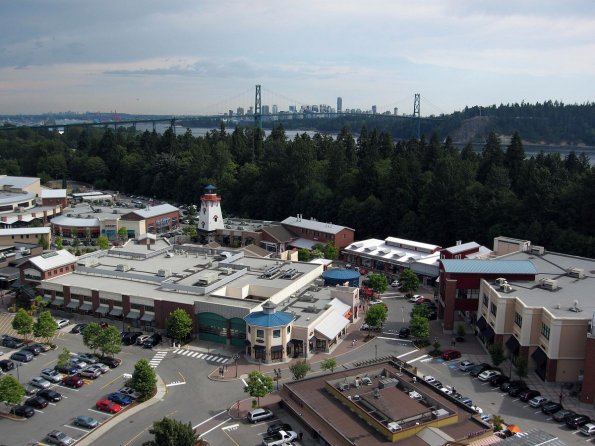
[131, 204, 179, 218]
[72, 191, 104, 197]
[29, 250, 77, 271]
[289, 238, 319, 249]
[309, 258, 333, 266]
[138, 233, 157, 241]
[41, 189, 66, 199]
[314, 310, 350, 340]
[0, 175, 38, 189]
[0, 228, 50, 236]
[384, 236, 440, 253]
[282, 216, 354, 235]
[344, 238, 440, 267]
[328, 298, 351, 314]
[443, 241, 480, 255]
[0, 191, 35, 205]
[82, 194, 112, 201]
[50, 215, 100, 227]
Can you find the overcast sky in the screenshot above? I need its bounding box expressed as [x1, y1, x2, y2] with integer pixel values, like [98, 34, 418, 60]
[1, 0, 594, 116]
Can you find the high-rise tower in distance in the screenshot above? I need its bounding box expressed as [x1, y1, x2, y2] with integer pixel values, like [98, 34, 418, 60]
[337, 97, 342, 113]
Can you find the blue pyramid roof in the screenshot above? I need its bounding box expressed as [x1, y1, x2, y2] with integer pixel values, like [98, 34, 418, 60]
[244, 310, 294, 327]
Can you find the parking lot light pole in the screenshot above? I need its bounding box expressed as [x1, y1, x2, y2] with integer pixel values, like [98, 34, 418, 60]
[274, 368, 282, 391]
[375, 344, 378, 360]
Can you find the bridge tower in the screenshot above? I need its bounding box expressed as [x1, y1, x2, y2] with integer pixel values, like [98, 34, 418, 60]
[413, 93, 421, 140]
[254, 85, 262, 128]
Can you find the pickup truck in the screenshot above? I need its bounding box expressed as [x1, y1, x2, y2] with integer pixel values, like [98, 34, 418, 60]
[262, 430, 297, 446]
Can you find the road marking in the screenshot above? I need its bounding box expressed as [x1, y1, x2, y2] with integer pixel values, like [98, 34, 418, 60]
[241, 378, 248, 386]
[64, 424, 94, 433]
[407, 354, 429, 364]
[166, 381, 186, 387]
[205, 355, 213, 360]
[99, 374, 123, 390]
[397, 349, 418, 359]
[193, 409, 228, 429]
[173, 349, 180, 353]
[191, 352, 199, 357]
[55, 384, 79, 392]
[34, 409, 45, 413]
[534, 410, 542, 414]
[197, 353, 205, 358]
[222, 424, 239, 431]
[88, 408, 113, 416]
[216, 357, 225, 363]
[199, 417, 232, 438]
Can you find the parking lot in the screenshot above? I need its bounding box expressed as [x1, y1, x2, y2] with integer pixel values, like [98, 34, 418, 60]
[0, 314, 157, 446]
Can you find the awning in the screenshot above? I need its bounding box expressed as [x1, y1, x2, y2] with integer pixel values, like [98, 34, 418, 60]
[505, 336, 521, 355]
[271, 345, 283, 352]
[66, 300, 80, 309]
[126, 310, 140, 320]
[288, 339, 302, 345]
[314, 311, 350, 341]
[80, 302, 93, 311]
[52, 296, 64, 306]
[140, 312, 155, 322]
[109, 307, 123, 317]
[96, 305, 109, 315]
[476, 316, 487, 331]
[483, 324, 495, 343]
[254, 345, 265, 351]
[531, 347, 548, 366]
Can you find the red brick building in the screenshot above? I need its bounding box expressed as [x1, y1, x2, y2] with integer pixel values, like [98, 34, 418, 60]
[41, 189, 68, 209]
[281, 215, 354, 250]
[19, 249, 77, 284]
[121, 204, 180, 234]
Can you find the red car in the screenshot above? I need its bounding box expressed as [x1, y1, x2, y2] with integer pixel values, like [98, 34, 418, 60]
[441, 349, 462, 361]
[96, 399, 122, 413]
[62, 375, 85, 388]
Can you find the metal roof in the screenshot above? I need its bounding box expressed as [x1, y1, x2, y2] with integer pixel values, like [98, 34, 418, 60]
[50, 215, 100, 227]
[41, 189, 66, 198]
[29, 249, 77, 271]
[130, 204, 179, 219]
[244, 310, 294, 327]
[0, 228, 50, 236]
[322, 269, 360, 280]
[282, 216, 354, 235]
[443, 241, 480, 254]
[440, 259, 537, 275]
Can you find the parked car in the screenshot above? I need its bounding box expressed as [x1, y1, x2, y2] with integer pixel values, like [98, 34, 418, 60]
[501, 380, 524, 393]
[70, 323, 88, 334]
[10, 350, 33, 362]
[413, 297, 430, 305]
[62, 375, 85, 388]
[390, 280, 400, 288]
[553, 409, 576, 422]
[37, 388, 62, 402]
[55, 319, 70, 329]
[135, 334, 151, 345]
[409, 295, 424, 303]
[0, 359, 15, 372]
[519, 389, 541, 402]
[29, 377, 51, 389]
[96, 399, 122, 413]
[430, 380, 443, 388]
[2, 336, 24, 349]
[32, 342, 51, 352]
[118, 386, 141, 399]
[76, 353, 98, 364]
[529, 395, 548, 408]
[509, 384, 530, 397]
[41, 368, 63, 383]
[566, 414, 591, 429]
[247, 408, 274, 423]
[469, 363, 493, 377]
[478, 370, 501, 381]
[10, 405, 35, 418]
[398, 328, 410, 339]
[79, 367, 101, 379]
[22, 343, 42, 356]
[460, 398, 473, 407]
[441, 349, 461, 361]
[24, 385, 38, 396]
[96, 356, 121, 368]
[267, 422, 293, 436]
[423, 375, 436, 383]
[69, 357, 88, 369]
[541, 402, 564, 415]
[74, 415, 99, 429]
[25, 395, 49, 409]
[46, 430, 75, 446]
[107, 392, 133, 406]
[88, 363, 110, 374]
[489, 374, 510, 387]
[458, 360, 475, 372]
[142, 333, 162, 348]
[122, 331, 143, 345]
[579, 423, 595, 436]
[55, 363, 79, 375]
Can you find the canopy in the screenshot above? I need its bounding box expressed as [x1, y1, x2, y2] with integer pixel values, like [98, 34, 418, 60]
[66, 300, 80, 309]
[108, 307, 123, 317]
[79, 302, 93, 311]
[314, 311, 350, 341]
[140, 312, 155, 322]
[126, 310, 141, 320]
[96, 305, 109, 315]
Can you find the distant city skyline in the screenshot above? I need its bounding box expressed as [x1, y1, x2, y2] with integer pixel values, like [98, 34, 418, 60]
[1, 1, 594, 115]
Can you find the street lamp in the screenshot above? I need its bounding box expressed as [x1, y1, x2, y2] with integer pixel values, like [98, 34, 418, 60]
[375, 344, 378, 360]
[401, 306, 405, 323]
[274, 368, 282, 391]
[233, 354, 240, 378]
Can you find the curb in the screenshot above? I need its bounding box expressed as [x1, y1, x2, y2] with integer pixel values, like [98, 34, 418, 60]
[75, 374, 167, 446]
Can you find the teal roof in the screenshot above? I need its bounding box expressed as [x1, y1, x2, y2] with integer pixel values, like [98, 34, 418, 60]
[322, 269, 360, 280]
[440, 259, 537, 275]
[244, 310, 294, 327]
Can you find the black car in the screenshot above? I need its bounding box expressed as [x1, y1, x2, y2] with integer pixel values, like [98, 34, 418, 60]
[553, 409, 577, 422]
[71, 323, 88, 334]
[11, 405, 35, 418]
[398, 328, 410, 339]
[489, 374, 510, 387]
[2, 336, 24, 349]
[22, 343, 42, 356]
[430, 380, 443, 388]
[37, 389, 62, 402]
[469, 363, 492, 377]
[25, 396, 49, 409]
[509, 384, 530, 397]
[122, 331, 143, 345]
[541, 402, 563, 415]
[95, 356, 121, 368]
[501, 380, 523, 392]
[0, 359, 15, 372]
[566, 414, 591, 429]
[267, 422, 292, 436]
[519, 389, 540, 402]
[142, 333, 162, 348]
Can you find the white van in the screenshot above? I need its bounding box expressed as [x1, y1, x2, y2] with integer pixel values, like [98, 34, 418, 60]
[247, 408, 274, 423]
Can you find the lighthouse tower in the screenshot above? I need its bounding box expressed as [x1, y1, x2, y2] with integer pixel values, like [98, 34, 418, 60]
[197, 184, 224, 243]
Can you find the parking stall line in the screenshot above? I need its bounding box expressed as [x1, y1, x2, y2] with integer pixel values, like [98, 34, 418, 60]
[34, 409, 45, 414]
[407, 354, 429, 364]
[88, 408, 113, 416]
[55, 384, 79, 392]
[64, 424, 95, 433]
[192, 409, 228, 429]
[198, 417, 232, 438]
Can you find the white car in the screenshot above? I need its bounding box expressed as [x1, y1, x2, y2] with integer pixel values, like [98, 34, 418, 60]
[440, 385, 455, 395]
[391, 280, 400, 288]
[458, 360, 475, 372]
[30, 376, 52, 389]
[478, 369, 501, 381]
[118, 386, 141, 400]
[40, 368, 63, 383]
[409, 295, 424, 303]
[369, 300, 384, 306]
[423, 375, 436, 383]
[471, 405, 483, 414]
[579, 423, 595, 436]
[136, 335, 151, 345]
[528, 395, 548, 408]
[55, 319, 70, 329]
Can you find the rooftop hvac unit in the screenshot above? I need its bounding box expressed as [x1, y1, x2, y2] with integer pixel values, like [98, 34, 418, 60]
[495, 277, 507, 286]
[220, 267, 232, 275]
[116, 264, 130, 272]
[387, 422, 402, 432]
[540, 278, 558, 290]
[502, 284, 513, 293]
[157, 269, 171, 277]
[567, 267, 585, 279]
[530, 245, 545, 255]
[499, 280, 509, 290]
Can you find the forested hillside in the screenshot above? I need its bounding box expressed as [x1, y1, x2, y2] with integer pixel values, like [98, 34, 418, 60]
[1, 123, 594, 257]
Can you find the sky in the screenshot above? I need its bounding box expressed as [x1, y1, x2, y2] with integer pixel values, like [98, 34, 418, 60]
[1, 0, 595, 116]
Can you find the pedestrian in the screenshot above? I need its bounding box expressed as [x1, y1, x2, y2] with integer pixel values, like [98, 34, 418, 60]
[352, 340, 355, 347]
[299, 432, 303, 440]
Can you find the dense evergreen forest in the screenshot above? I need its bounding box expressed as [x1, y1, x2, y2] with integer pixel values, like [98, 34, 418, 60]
[1, 120, 595, 257]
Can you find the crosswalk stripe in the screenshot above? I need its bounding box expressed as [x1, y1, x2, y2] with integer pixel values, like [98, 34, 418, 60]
[216, 357, 225, 363]
[205, 355, 213, 360]
[197, 353, 205, 359]
[191, 352, 200, 357]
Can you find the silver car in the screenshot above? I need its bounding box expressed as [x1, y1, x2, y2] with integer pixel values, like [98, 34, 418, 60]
[29, 377, 51, 389]
[47, 430, 75, 446]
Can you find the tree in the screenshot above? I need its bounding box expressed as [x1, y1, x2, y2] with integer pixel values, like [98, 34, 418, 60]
[409, 315, 430, 339]
[72, 237, 80, 248]
[38, 235, 49, 250]
[82, 322, 103, 353]
[57, 347, 71, 367]
[131, 359, 157, 401]
[142, 417, 205, 446]
[410, 304, 430, 319]
[365, 304, 387, 329]
[515, 358, 528, 382]
[322, 242, 338, 260]
[12, 308, 33, 339]
[118, 226, 128, 242]
[30, 295, 48, 316]
[491, 414, 504, 432]
[55, 236, 64, 250]
[33, 310, 57, 344]
[97, 235, 110, 250]
[320, 357, 337, 373]
[243, 371, 273, 406]
[0, 375, 26, 406]
[289, 359, 311, 381]
[488, 343, 506, 366]
[166, 309, 193, 346]
[97, 325, 122, 357]
[399, 269, 420, 297]
[456, 324, 466, 339]
[367, 273, 388, 295]
[297, 248, 311, 262]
